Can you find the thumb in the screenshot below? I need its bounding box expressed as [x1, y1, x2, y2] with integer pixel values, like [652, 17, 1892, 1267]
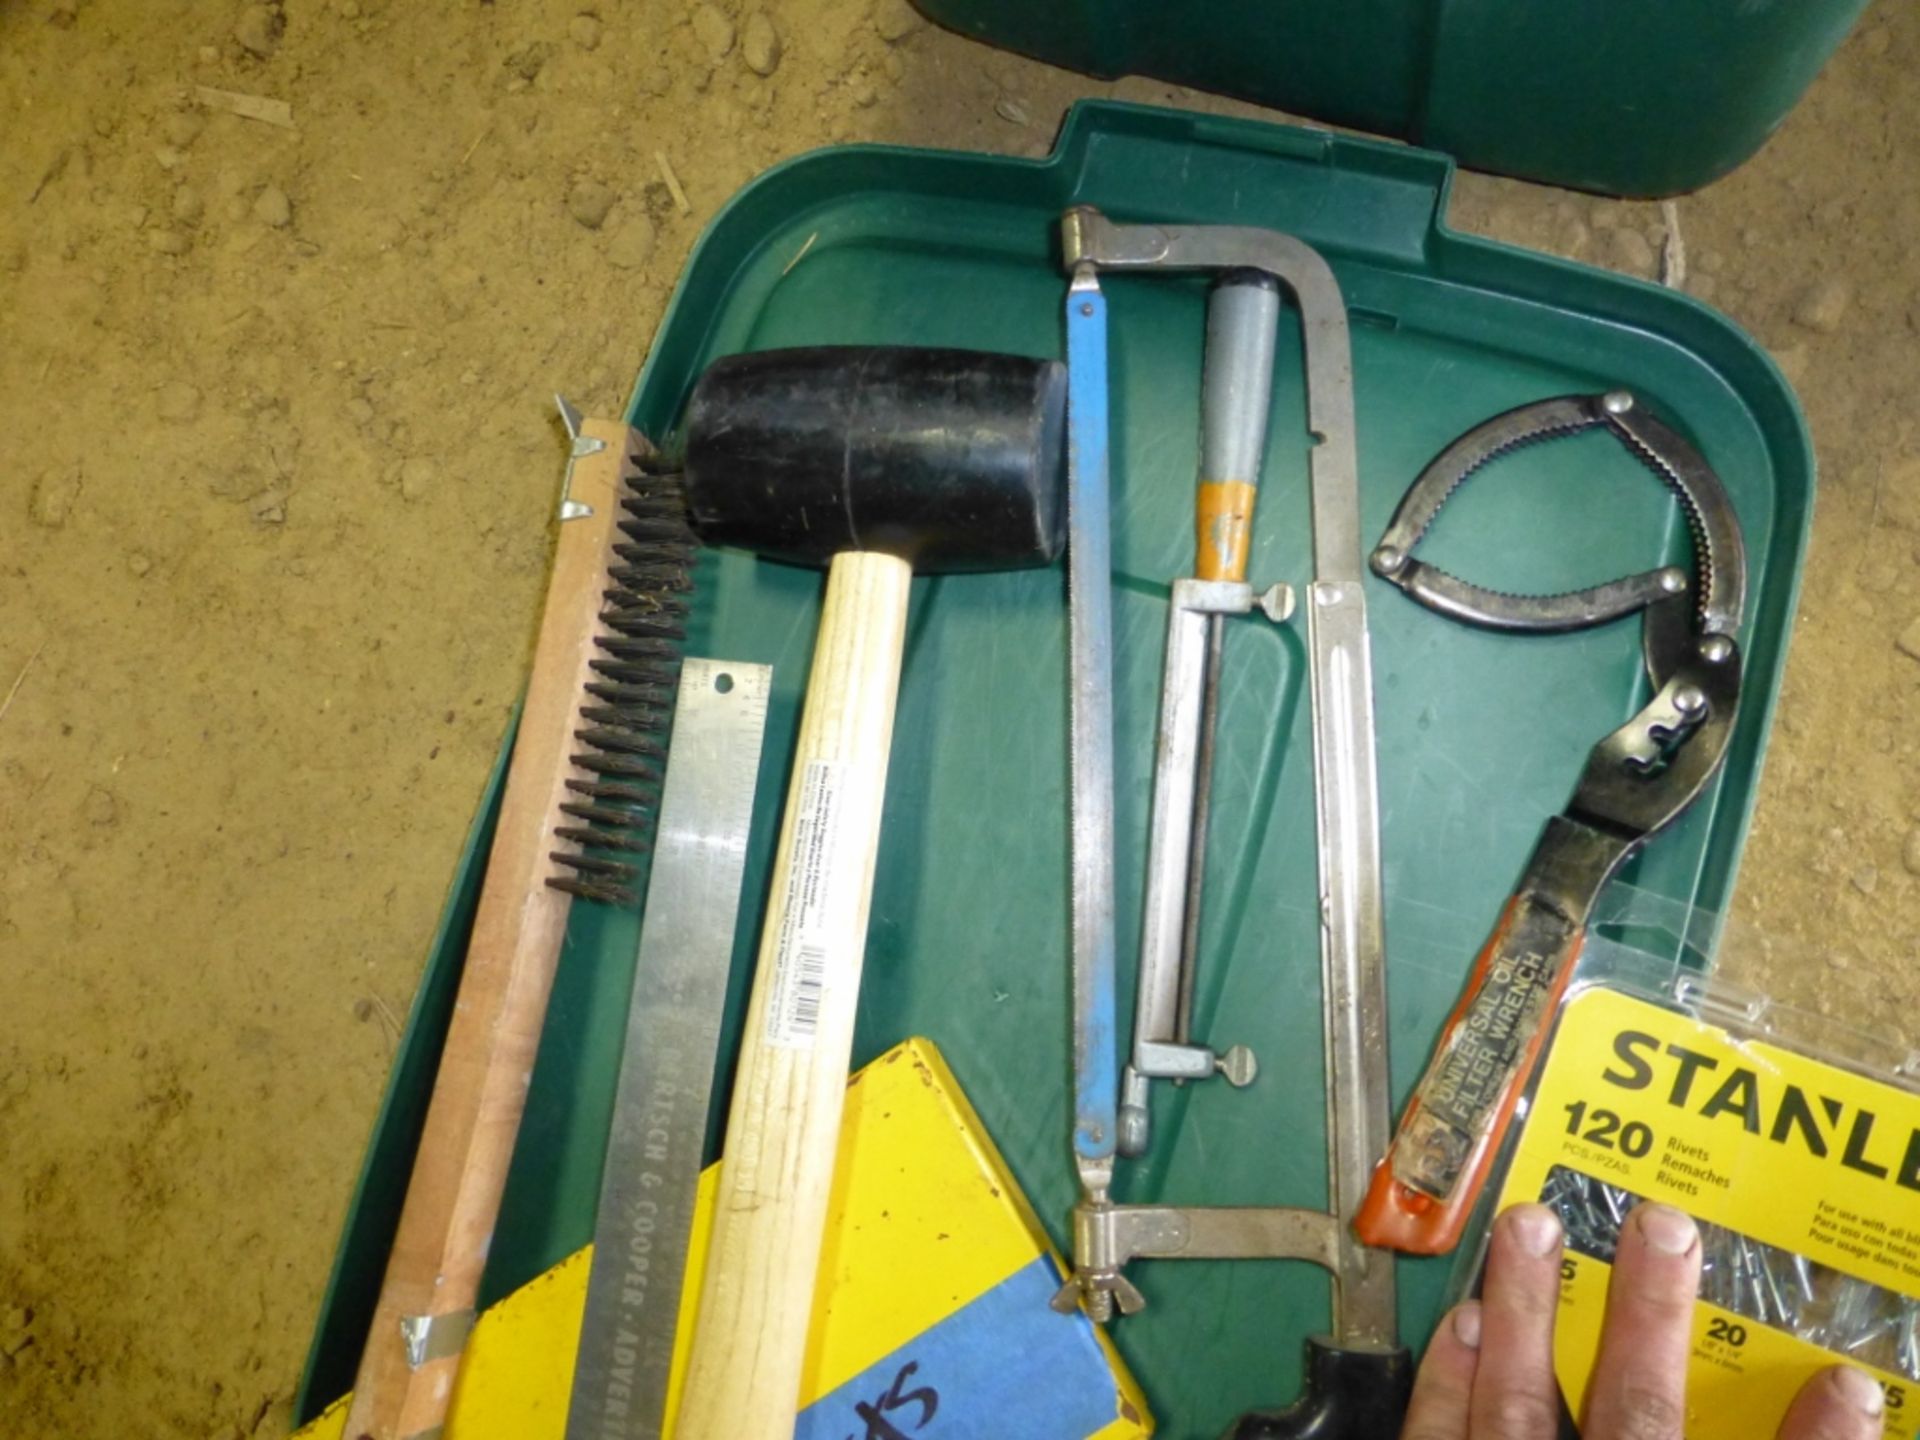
[1776, 1366, 1886, 1440]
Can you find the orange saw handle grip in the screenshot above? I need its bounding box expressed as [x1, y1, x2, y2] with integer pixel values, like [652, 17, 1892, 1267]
[1196, 480, 1258, 582]
[1357, 889, 1587, 1255]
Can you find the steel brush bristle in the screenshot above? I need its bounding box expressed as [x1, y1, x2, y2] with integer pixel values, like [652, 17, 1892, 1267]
[547, 456, 695, 905]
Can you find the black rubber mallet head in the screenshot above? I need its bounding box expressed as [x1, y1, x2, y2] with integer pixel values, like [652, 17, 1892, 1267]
[669, 344, 1066, 1435]
[682, 344, 1066, 572]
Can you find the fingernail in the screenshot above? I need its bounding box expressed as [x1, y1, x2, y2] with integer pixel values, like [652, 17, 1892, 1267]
[1452, 1302, 1483, 1350]
[1635, 1204, 1699, 1256]
[1506, 1204, 1562, 1258]
[1832, 1366, 1884, 1418]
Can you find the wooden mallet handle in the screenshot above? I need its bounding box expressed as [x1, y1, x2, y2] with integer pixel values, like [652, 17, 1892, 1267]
[672, 346, 1066, 1438]
[674, 550, 911, 1438]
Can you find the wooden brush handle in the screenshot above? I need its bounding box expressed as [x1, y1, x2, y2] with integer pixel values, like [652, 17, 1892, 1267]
[342, 421, 629, 1440]
[675, 550, 912, 1440]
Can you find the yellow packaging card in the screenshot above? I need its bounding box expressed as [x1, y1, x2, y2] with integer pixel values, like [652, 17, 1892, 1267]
[297, 1037, 1151, 1439]
[1495, 986, 1919, 1439]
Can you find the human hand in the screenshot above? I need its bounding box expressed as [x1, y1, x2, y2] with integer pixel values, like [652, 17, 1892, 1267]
[1400, 1202, 1888, 1440]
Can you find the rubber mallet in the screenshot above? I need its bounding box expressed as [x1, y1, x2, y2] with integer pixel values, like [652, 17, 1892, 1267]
[672, 346, 1065, 1438]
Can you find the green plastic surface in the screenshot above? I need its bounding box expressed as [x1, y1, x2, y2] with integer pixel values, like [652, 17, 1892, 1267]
[298, 101, 1813, 1436]
[923, 0, 1870, 197]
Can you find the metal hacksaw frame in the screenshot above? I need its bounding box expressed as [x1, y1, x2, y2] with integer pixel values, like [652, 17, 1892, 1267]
[1054, 207, 1397, 1365]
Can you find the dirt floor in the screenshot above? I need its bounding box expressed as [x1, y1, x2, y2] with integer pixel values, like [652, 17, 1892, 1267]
[1, 0, 1915, 1434]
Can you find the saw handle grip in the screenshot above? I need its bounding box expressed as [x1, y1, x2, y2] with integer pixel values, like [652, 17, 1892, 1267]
[1223, 1336, 1415, 1440]
[1356, 891, 1587, 1256]
[1195, 271, 1281, 582]
[675, 550, 911, 1439]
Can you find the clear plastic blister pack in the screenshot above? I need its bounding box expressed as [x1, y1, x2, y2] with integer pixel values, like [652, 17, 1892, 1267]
[1453, 881, 1920, 1436]
[1540, 1165, 1920, 1381]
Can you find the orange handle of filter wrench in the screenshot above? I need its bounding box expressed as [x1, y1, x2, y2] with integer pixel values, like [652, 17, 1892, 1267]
[1356, 895, 1589, 1255]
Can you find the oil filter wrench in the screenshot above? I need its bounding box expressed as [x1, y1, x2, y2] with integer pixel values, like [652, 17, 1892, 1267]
[1357, 391, 1749, 1256]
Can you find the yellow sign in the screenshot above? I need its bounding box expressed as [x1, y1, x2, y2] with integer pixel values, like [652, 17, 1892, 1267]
[298, 1038, 1151, 1440]
[1496, 986, 1919, 1439]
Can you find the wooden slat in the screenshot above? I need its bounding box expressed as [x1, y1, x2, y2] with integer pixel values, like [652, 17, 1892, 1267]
[343, 420, 632, 1440]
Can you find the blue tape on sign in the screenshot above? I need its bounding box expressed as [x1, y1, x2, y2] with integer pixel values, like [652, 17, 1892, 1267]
[796, 1257, 1119, 1440]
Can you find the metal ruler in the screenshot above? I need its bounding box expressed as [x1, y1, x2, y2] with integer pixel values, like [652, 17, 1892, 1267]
[565, 657, 771, 1440]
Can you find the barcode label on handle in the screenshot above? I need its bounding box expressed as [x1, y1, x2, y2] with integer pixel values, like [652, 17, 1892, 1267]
[783, 943, 826, 1040]
[766, 761, 847, 1050]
